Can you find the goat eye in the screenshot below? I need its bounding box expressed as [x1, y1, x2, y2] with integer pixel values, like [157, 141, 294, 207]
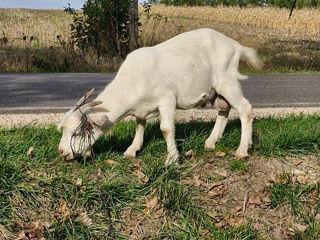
[86, 122, 93, 130]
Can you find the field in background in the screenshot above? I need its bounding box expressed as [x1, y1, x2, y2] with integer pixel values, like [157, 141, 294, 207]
[0, 115, 320, 239]
[0, 5, 320, 72]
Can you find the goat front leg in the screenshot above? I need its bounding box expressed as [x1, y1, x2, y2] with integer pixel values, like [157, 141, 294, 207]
[159, 101, 179, 166]
[124, 118, 146, 158]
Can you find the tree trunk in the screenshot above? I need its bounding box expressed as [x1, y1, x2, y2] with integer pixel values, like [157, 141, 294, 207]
[129, 0, 139, 52]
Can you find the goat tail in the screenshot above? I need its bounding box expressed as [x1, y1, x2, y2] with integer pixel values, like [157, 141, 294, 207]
[241, 47, 263, 70]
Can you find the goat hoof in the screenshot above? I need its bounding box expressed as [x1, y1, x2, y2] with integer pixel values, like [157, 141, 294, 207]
[204, 140, 216, 150]
[165, 153, 179, 167]
[123, 150, 136, 158]
[234, 150, 249, 159]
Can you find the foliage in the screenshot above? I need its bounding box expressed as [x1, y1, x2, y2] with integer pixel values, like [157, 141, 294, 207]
[65, 0, 131, 58]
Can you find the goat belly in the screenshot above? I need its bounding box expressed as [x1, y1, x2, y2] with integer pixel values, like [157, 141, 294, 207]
[176, 89, 216, 110]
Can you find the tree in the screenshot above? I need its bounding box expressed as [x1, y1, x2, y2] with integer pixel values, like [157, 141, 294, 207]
[129, 0, 139, 51]
[65, 0, 139, 58]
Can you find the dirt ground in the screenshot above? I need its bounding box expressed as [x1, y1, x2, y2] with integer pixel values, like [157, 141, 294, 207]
[120, 154, 320, 239]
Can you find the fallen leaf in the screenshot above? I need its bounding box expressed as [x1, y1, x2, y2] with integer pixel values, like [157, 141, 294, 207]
[234, 218, 247, 227]
[293, 159, 303, 166]
[215, 168, 228, 178]
[185, 149, 195, 158]
[146, 197, 159, 209]
[262, 197, 271, 205]
[144, 196, 162, 215]
[27, 147, 34, 157]
[292, 169, 305, 176]
[28, 221, 44, 238]
[269, 172, 278, 183]
[215, 151, 226, 157]
[296, 175, 309, 184]
[134, 170, 149, 183]
[248, 194, 261, 206]
[132, 159, 142, 169]
[311, 189, 318, 197]
[15, 231, 27, 240]
[75, 178, 82, 187]
[105, 159, 119, 165]
[42, 221, 52, 228]
[208, 189, 220, 197]
[78, 212, 93, 226]
[192, 175, 202, 187]
[97, 168, 104, 179]
[235, 206, 242, 212]
[55, 198, 70, 220]
[215, 221, 226, 228]
[220, 198, 228, 204]
[293, 223, 307, 232]
[154, 207, 164, 218]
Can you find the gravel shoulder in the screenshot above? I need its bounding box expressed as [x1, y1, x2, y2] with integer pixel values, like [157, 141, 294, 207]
[1, 107, 319, 129]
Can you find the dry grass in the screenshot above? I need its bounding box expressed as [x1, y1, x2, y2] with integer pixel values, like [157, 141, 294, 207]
[1, 6, 320, 72]
[0, 8, 72, 47]
[139, 5, 320, 72]
[149, 4, 320, 38]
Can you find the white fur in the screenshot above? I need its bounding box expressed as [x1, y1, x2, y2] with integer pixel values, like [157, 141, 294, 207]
[58, 28, 262, 165]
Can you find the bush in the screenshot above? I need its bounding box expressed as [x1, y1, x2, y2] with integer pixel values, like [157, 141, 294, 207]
[65, 0, 130, 58]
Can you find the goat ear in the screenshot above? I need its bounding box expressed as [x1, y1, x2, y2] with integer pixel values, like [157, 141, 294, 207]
[88, 101, 103, 108]
[88, 113, 108, 127]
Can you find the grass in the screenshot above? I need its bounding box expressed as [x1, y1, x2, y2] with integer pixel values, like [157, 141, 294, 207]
[1, 5, 320, 72]
[270, 180, 320, 239]
[0, 114, 319, 239]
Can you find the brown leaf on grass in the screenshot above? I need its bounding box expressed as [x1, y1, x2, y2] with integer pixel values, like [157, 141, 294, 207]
[54, 198, 70, 220]
[247, 194, 261, 207]
[104, 159, 119, 165]
[215, 151, 226, 157]
[28, 221, 44, 239]
[78, 212, 93, 226]
[134, 170, 149, 183]
[296, 175, 309, 184]
[228, 217, 248, 227]
[311, 189, 318, 197]
[293, 223, 307, 232]
[146, 197, 159, 209]
[235, 206, 242, 212]
[188, 175, 206, 187]
[185, 149, 195, 158]
[293, 159, 303, 166]
[132, 159, 142, 169]
[208, 189, 220, 198]
[75, 178, 82, 187]
[15, 231, 28, 240]
[191, 175, 202, 187]
[16, 221, 45, 240]
[144, 196, 163, 215]
[215, 168, 228, 178]
[215, 221, 226, 228]
[27, 147, 34, 157]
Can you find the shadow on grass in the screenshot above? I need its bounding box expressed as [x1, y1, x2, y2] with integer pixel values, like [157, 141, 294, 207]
[93, 119, 242, 157]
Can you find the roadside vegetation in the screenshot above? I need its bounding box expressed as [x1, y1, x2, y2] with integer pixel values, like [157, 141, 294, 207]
[0, 114, 319, 239]
[1, 4, 320, 72]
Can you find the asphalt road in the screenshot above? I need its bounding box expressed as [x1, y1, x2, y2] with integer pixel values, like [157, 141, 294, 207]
[0, 73, 319, 114]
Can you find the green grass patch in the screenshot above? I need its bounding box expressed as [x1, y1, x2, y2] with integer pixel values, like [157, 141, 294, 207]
[0, 114, 319, 239]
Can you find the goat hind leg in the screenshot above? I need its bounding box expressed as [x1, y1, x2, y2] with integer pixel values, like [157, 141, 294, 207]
[218, 82, 253, 158]
[205, 109, 230, 150]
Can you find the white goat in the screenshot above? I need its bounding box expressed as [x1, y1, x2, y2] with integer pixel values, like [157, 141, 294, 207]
[57, 28, 263, 165]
